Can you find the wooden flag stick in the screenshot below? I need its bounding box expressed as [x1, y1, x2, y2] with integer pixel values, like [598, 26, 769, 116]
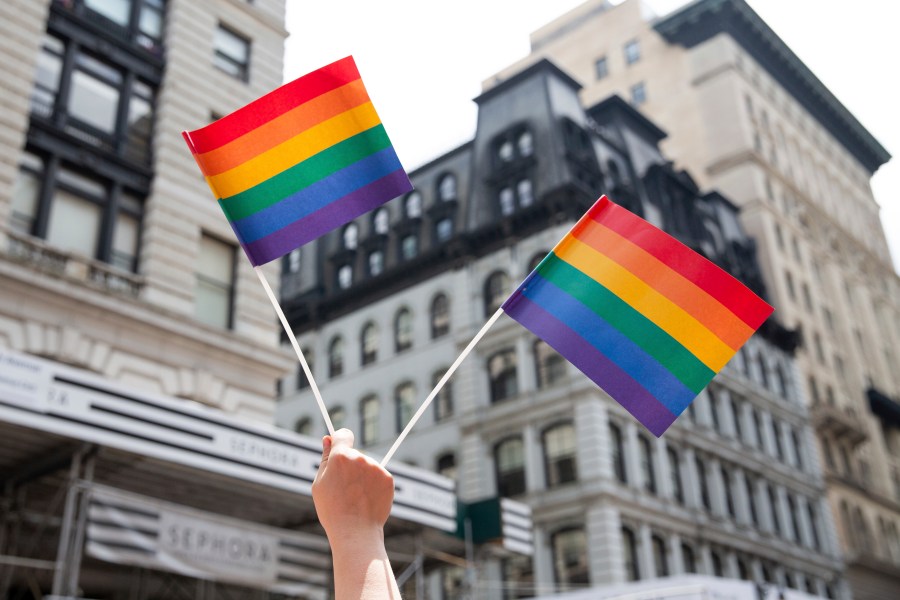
[381, 307, 505, 467]
[255, 267, 335, 436]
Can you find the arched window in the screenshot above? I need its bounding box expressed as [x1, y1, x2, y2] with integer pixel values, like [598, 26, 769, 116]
[361, 321, 378, 366]
[404, 191, 422, 219]
[681, 542, 696, 573]
[488, 349, 518, 403]
[437, 174, 457, 202]
[330, 406, 345, 430]
[359, 395, 379, 446]
[432, 369, 453, 422]
[436, 452, 456, 480]
[494, 436, 525, 497]
[622, 526, 639, 581]
[372, 207, 390, 235]
[342, 222, 359, 250]
[517, 179, 534, 207]
[294, 417, 312, 435]
[638, 435, 656, 495]
[337, 264, 352, 289]
[395, 382, 415, 433]
[651, 534, 668, 577]
[610, 422, 627, 483]
[328, 336, 344, 378]
[394, 308, 413, 352]
[484, 271, 509, 316]
[543, 423, 577, 487]
[667, 447, 683, 503]
[430, 293, 450, 338]
[517, 130, 534, 157]
[535, 339, 566, 388]
[368, 250, 384, 276]
[552, 528, 589, 588]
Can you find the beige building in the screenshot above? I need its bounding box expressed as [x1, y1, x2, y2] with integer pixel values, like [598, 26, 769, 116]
[488, 1, 900, 598]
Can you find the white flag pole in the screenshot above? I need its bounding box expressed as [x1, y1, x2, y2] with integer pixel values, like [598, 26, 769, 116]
[255, 266, 335, 436]
[380, 307, 505, 467]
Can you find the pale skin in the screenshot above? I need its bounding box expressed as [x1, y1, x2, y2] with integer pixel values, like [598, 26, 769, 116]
[311, 428, 402, 600]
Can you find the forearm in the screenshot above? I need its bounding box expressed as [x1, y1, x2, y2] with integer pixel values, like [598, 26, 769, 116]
[329, 527, 401, 600]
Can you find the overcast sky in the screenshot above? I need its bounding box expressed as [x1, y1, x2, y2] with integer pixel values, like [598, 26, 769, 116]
[284, 0, 899, 272]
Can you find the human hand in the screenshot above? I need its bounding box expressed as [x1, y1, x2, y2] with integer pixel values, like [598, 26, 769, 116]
[311, 428, 395, 544]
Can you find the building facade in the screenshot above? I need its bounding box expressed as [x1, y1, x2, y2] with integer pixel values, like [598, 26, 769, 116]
[486, 2, 900, 598]
[0, 0, 304, 596]
[277, 58, 846, 598]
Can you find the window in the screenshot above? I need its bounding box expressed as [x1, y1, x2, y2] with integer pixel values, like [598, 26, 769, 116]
[400, 234, 418, 260]
[667, 447, 683, 503]
[330, 406, 346, 430]
[622, 527, 639, 581]
[610, 423, 627, 483]
[488, 350, 518, 403]
[638, 435, 656, 494]
[651, 535, 668, 577]
[495, 437, 526, 497]
[630, 82, 647, 106]
[543, 423, 577, 487]
[195, 234, 236, 329]
[361, 322, 378, 366]
[297, 349, 312, 389]
[294, 417, 312, 436]
[696, 456, 711, 510]
[214, 24, 250, 81]
[394, 308, 413, 352]
[433, 370, 453, 421]
[328, 336, 344, 378]
[395, 382, 415, 433]
[552, 528, 589, 587]
[372, 207, 390, 235]
[404, 191, 422, 218]
[430, 294, 450, 338]
[435, 217, 454, 241]
[342, 222, 359, 250]
[436, 453, 457, 480]
[337, 264, 352, 289]
[534, 340, 566, 388]
[368, 250, 384, 276]
[360, 395, 379, 446]
[437, 174, 457, 202]
[624, 39, 641, 64]
[595, 56, 609, 80]
[681, 543, 696, 573]
[484, 271, 510, 316]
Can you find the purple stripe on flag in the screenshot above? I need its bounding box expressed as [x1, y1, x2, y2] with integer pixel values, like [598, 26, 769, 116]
[241, 169, 412, 266]
[504, 291, 678, 436]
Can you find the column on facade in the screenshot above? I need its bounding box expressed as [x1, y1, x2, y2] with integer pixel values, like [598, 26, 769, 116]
[574, 396, 609, 482]
[586, 504, 623, 584]
[523, 423, 544, 493]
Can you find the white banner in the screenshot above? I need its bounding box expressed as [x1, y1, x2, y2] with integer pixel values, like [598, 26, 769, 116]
[86, 486, 330, 596]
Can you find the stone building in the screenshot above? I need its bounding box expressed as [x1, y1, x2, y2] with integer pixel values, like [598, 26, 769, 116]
[277, 57, 846, 598]
[486, 2, 900, 598]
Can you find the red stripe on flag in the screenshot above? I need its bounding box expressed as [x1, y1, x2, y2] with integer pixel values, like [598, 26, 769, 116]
[588, 197, 773, 329]
[186, 56, 362, 155]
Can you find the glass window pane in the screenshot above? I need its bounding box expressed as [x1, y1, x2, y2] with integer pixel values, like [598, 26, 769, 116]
[11, 167, 41, 233]
[69, 70, 120, 132]
[112, 211, 139, 271]
[85, 0, 131, 26]
[46, 189, 101, 257]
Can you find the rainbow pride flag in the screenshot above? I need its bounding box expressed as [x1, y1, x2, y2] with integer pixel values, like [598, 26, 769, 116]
[502, 196, 773, 436]
[182, 56, 413, 266]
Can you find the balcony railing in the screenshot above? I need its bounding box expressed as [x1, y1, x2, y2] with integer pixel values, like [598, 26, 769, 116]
[5, 229, 143, 298]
